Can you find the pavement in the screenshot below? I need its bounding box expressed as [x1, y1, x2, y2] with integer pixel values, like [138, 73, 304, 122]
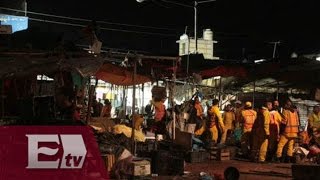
[183, 159, 292, 180]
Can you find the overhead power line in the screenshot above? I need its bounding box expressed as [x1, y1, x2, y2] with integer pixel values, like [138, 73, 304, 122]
[0, 6, 177, 31]
[29, 17, 176, 37]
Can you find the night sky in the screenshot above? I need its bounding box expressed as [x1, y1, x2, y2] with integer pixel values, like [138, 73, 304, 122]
[1, 0, 320, 60]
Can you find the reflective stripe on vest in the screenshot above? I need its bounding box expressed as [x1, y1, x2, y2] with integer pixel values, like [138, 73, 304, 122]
[243, 110, 256, 130]
[284, 110, 299, 133]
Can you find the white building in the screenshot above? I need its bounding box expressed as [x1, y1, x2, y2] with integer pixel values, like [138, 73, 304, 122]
[176, 29, 219, 60]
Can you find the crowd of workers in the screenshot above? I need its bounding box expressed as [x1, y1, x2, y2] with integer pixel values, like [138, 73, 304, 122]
[149, 94, 320, 164]
[191, 98, 320, 163]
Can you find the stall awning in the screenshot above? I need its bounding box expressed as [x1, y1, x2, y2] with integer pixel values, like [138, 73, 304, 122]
[95, 63, 151, 86]
[199, 66, 247, 79]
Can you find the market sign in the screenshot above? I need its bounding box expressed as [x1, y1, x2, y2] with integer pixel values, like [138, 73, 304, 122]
[0, 14, 28, 33]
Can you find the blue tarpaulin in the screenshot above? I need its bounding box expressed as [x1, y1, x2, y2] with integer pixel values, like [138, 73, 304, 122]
[0, 14, 28, 33]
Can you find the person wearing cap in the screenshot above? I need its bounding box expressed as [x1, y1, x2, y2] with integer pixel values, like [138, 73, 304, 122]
[195, 99, 225, 143]
[240, 101, 257, 158]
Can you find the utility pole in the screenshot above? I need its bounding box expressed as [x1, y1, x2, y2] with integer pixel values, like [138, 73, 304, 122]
[269, 41, 280, 59]
[194, 1, 198, 53]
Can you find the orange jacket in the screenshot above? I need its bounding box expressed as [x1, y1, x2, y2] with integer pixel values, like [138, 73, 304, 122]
[194, 102, 204, 118]
[241, 109, 257, 132]
[282, 109, 299, 135]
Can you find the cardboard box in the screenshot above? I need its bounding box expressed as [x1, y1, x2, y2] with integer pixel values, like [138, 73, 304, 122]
[131, 160, 151, 176]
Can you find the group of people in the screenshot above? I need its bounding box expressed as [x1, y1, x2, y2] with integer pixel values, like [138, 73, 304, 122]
[189, 97, 320, 163]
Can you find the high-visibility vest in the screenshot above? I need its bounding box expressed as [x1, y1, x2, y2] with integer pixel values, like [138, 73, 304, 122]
[283, 110, 299, 133]
[242, 109, 256, 131]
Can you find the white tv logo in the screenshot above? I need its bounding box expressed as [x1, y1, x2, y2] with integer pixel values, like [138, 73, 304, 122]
[26, 134, 87, 169]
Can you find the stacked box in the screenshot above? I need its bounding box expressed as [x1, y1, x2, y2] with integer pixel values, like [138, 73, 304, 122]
[130, 160, 151, 177]
[209, 146, 230, 161]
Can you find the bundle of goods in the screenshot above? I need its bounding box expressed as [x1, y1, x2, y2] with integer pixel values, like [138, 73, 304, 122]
[151, 86, 166, 101]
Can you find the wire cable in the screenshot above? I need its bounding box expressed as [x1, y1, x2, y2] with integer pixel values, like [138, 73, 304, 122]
[29, 17, 176, 37]
[0, 6, 177, 31]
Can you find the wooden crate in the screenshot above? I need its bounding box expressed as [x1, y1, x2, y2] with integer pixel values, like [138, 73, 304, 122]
[102, 154, 115, 172]
[130, 160, 151, 176]
[209, 147, 230, 161]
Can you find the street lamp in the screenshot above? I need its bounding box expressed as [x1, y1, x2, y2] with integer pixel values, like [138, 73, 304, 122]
[136, 0, 216, 53]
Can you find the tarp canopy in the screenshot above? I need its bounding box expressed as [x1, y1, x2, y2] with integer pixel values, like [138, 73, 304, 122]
[0, 51, 103, 78]
[95, 63, 151, 86]
[199, 66, 247, 79]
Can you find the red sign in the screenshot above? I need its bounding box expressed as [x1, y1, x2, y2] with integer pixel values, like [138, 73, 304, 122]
[0, 126, 109, 180]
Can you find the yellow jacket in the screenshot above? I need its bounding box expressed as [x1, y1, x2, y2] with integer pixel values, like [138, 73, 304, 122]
[262, 107, 271, 136]
[223, 111, 235, 129]
[270, 110, 283, 134]
[241, 109, 257, 133]
[308, 112, 320, 129]
[208, 105, 225, 131]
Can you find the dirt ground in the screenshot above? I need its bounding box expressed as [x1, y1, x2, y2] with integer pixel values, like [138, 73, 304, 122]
[184, 159, 292, 180]
[151, 159, 292, 180]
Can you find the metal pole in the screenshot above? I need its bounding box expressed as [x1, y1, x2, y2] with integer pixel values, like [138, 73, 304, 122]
[24, 0, 27, 16]
[141, 83, 145, 114]
[131, 60, 137, 154]
[123, 86, 126, 118]
[219, 77, 222, 107]
[276, 80, 279, 100]
[172, 64, 177, 140]
[253, 81, 256, 108]
[1, 81, 4, 118]
[194, 1, 198, 53]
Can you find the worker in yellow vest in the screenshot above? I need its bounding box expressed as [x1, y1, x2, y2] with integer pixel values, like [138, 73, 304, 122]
[195, 99, 225, 143]
[258, 102, 271, 163]
[220, 104, 236, 144]
[268, 102, 283, 161]
[240, 101, 257, 158]
[308, 105, 320, 133]
[275, 100, 300, 163]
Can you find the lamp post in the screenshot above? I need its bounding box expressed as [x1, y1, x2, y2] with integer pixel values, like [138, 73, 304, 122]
[136, 0, 216, 53]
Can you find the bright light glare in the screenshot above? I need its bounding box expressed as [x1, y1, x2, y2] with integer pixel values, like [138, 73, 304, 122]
[254, 59, 266, 63]
[316, 57, 320, 61]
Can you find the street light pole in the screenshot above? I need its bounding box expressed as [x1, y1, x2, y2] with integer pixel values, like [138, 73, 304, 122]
[194, 1, 198, 53]
[137, 0, 216, 54]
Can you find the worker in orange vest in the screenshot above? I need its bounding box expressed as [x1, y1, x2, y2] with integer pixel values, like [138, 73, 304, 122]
[275, 100, 300, 163]
[240, 101, 257, 158]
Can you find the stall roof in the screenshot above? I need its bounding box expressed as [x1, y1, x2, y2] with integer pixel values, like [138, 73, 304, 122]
[0, 51, 103, 78]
